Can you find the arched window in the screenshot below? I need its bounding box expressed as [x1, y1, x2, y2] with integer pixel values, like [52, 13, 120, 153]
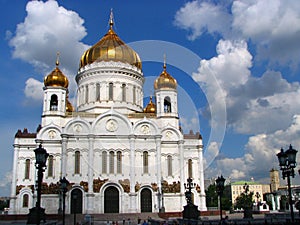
[85, 85, 89, 103]
[117, 151, 122, 174]
[23, 194, 29, 207]
[133, 86, 136, 104]
[75, 151, 80, 174]
[102, 151, 107, 174]
[50, 94, 58, 111]
[109, 83, 113, 100]
[164, 97, 171, 113]
[109, 151, 114, 174]
[143, 151, 149, 174]
[122, 84, 126, 101]
[188, 159, 193, 178]
[25, 159, 30, 179]
[96, 83, 100, 101]
[167, 155, 172, 176]
[48, 155, 54, 177]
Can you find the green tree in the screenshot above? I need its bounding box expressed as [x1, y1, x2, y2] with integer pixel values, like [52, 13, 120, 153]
[205, 184, 218, 207]
[205, 184, 232, 210]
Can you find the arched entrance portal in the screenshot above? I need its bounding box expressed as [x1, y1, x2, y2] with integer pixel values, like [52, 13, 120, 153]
[141, 188, 152, 212]
[71, 188, 83, 214]
[104, 186, 119, 213]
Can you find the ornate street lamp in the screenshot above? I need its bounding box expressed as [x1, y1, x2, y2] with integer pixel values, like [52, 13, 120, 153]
[277, 144, 298, 222]
[60, 177, 69, 225]
[182, 177, 199, 220]
[27, 144, 49, 225]
[215, 175, 225, 221]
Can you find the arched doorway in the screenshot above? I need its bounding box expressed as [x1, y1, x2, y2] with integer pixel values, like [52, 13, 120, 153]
[104, 186, 119, 213]
[71, 188, 83, 214]
[141, 188, 152, 212]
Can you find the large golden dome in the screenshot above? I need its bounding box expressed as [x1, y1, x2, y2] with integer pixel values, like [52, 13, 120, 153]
[80, 12, 142, 70]
[154, 63, 177, 90]
[44, 59, 69, 88]
[144, 96, 156, 113]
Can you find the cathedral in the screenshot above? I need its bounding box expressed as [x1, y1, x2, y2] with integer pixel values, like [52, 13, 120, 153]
[9, 13, 206, 215]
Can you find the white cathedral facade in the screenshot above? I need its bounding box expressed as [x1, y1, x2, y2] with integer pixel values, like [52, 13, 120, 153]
[9, 14, 206, 215]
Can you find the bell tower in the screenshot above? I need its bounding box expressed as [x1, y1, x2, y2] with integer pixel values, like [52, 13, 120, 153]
[42, 53, 73, 126]
[154, 56, 179, 127]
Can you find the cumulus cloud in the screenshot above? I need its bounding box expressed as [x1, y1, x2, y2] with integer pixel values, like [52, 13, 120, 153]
[190, 27, 300, 181]
[175, 0, 300, 68]
[174, 1, 232, 40]
[24, 78, 44, 100]
[9, 0, 89, 101]
[206, 116, 300, 182]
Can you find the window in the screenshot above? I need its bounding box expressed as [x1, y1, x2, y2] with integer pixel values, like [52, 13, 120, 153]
[143, 151, 149, 174]
[23, 194, 29, 207]
[50, 94, 58, 111]
[122, 84, 126, 101]
[109, 151, 114, 174]
[48, 155, 54, 177]
[167, 155, 172, 176]
[133, 86, 136, 104]
[96, 83, 100, 101]
[188, 159, 193, 178]
[102, 151, 107, 174]
[117, 151, 122, 174]
[25, 159, 30, 179]
[75, 151, 80, 174]
[85, 85, 89, 103]
[164, 97, 171, 112]
[109, 83, 113, 100]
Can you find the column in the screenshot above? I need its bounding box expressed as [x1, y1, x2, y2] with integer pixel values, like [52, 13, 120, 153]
[9, 144, 19, 214]
[179, 140, 185, 207]
[61, 135, 68, 177]
[198, 145, 207, 210]
[86, 135, 95, 213]
[129, 135, 137, 212]
[155, 135, 162, 212]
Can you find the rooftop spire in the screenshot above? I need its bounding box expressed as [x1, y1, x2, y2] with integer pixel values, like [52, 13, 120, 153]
[109, 8, 114, 29]
[163, 53, 166, 71]
[56, 52, 60, 67]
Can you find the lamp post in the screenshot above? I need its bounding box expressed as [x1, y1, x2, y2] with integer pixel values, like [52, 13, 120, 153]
[215, 175, 225, 221]
[277, 144, 298, 222]
[27, 144, 49, 225]
[255, 192, 260, 211]
[182, 177, 199, 220]
[160, 178, 165, 213]
[60, 177, 69, 225]
[184, 177, 196, 204]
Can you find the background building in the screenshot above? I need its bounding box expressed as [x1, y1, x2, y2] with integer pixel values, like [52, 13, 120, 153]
[230, 181, 270, 206]
[9, 13, 206, 215]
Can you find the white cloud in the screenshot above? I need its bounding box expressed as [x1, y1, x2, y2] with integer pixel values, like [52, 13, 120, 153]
[206, 116, 300, 183]
[192, 37, 300, 182]
[175, 0, 300, 68]
[0, 171, 12, 188]
[174, 1, 232, 40]
[24, 78, 44, 101]
[9, 0, 89, 101]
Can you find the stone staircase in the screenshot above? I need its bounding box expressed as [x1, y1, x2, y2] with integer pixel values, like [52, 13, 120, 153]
[64, 212, 161, 225]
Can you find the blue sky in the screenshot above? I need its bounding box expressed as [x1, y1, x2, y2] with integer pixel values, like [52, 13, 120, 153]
[1, 0, 300, 196]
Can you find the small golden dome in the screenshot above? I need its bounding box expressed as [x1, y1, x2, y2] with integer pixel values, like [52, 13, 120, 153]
[80, 11, 142, 70]
[44, 55, 69, 88]
[144, 96, 156, 113]
[154, 62, 177, 90]
[66, 97, 74, 112]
